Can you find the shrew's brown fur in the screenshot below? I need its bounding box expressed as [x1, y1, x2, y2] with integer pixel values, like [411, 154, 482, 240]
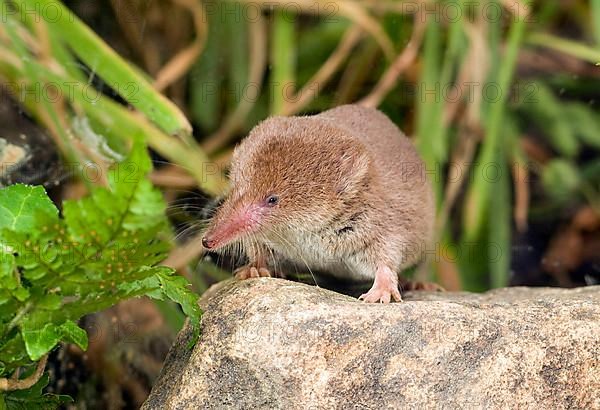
[205, 104, 434, 297]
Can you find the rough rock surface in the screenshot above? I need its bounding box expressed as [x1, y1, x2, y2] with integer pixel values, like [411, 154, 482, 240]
[144, 279, 600, 409]
[0, 90, 64, 188]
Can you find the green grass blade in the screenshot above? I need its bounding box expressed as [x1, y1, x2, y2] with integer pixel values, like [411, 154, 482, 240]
[0, 50, 225, 195]
[592, 0, 600, 46]
[227, 6, 249, 112]
[17, 0, 192, 137]
[489, 125, 514, 289]
[191, 1, 224, 133]
[270, 10, 296, 115]
[463, 5, 528, 242]
[527, 32, 600, 64]
[415, 20, 442, 183]
[1, 10, 82, 170]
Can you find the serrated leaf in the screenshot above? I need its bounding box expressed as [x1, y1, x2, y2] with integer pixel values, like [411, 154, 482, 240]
[156, 273, 201, 323]
[37, 294, 61, 310]
[62, 196, 115, 244]
[156, 271, 201, 346]
[0, 185, 58, 234]
[108, 142, 152, 199]
[3, 374, 72, 410]
[11, 287, 29, 302]
[0, 290, 12, 305]
[20, 322, 61, 361]
[63, 146, 166, 245]
[57, 321, 87, 351]
[21, 319, 88, 361]
[123, 180, 167, 230]
[0, 332, 30, 369]
[0, 144, 200, 375]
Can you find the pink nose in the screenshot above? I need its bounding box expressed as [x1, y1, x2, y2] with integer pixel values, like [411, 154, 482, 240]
[202, 237, 215, 249]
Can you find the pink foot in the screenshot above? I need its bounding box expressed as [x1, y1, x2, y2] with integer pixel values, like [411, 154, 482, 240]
[401, 280, 445, 292]
[234, 265, 271, 279]
[359, 265, 402, 303]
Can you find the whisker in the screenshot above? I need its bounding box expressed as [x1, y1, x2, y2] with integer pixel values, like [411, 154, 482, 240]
[262, 225, 319, 287]
[173, 223, 202, 242]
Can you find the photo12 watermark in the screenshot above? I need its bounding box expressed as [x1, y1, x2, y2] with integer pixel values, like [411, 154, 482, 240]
[1, 1, 75, 23]
[1, 81, 140, 105]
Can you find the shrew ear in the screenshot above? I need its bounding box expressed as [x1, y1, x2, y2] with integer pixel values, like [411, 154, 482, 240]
[336, 144, 370, 195]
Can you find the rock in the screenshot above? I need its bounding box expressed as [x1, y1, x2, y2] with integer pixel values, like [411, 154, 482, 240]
[0, 91, 64, 188]
[143, 279, 600, 409]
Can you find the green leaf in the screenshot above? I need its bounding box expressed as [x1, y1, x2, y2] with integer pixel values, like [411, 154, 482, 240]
[0, 332, 30, 368]
[10, 288, 30, 303]
[62, 143, 165, 244]
[156, 272, 201, 346]
[564, 102, 600, 149]
[0, 144, 200, 377]
[0, 252, 17, 290]
[3, 374, 72, 410]
[21, 320, 88, 361]
[518, 83, 579, 157]
[0, 186, 58, 234]
[57, 321, 88, 351]
[108, 142, 152, 191]
[542, 159, 581, 200]
[36, 295, 61, 311]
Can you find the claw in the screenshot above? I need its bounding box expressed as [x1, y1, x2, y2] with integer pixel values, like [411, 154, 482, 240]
[359, 265, 402, 303]
[359, 287, 402, 303]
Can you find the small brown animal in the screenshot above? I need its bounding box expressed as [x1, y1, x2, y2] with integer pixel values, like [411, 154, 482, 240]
[202, 105, 434, 303]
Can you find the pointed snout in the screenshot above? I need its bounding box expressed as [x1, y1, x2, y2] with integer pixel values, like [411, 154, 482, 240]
[201, 224, 234, 250]
[202, 202, 266, 251]
[201, 236, 216, 249]
[201, 224, 239, 251]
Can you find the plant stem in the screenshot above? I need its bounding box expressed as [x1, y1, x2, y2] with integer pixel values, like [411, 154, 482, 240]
[5, 302, 32, 337]
[0, 354, 48, 391]
[527, 32, 600, 64]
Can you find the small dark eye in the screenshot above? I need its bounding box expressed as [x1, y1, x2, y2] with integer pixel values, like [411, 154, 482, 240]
[265, 195, 279, 206]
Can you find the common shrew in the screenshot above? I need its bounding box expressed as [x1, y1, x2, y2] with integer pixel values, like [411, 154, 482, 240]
[202, 104, 434, 303]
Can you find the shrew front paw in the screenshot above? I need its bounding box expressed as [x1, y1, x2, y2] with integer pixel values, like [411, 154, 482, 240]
[359, 265, 403, 303]
[359, 266, 402, 303]
[234, 265, 271, 279]
[359, 285, 402, 303]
